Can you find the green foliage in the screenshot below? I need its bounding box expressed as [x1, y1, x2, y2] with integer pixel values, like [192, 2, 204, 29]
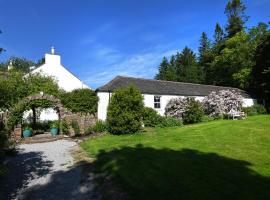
[87, 120, 108, 134]
[157, 117, 183, 128]
[60, 88, 98, 114]
[201, 115, 215, 122]
[61, 119, 70, 135]
[225, 0, 248, 38]
[243, 104, 267, 116]
[107, 85, 144, 134]
[142, 107, 162, 127]
[0, 71, 60, 111]
[251, 33, 270, 112]
[51, 120, 60, 128]
[156, 47, 204, 84]
[183, 98, 204, 124]
[71, 120, 80, 136]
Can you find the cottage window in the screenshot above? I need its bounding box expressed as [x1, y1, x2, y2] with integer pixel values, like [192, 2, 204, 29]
[154, 96, 161, 109]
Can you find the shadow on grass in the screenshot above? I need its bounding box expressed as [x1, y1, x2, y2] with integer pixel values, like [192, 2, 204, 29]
[0, 150, 53, 200]
[90, 145, 270, 200]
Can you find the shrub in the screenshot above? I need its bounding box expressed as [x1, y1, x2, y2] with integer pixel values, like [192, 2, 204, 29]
[201, 115, 215, 122]
[71, 120, 80, 136]
[142, 107, 162, 127]
[107, 85, 144, 134]
[243, 103, 267, 116]
[165, 98, 188, 120]
[60, 119, 70, 135]
[203, 90, 243, 118]
[183, 98, 204, 124]
[157, 117, 183, 128]
[0, 122, 8, 150]
[87, 120, 107, 134]
[60, 88, 98, 114]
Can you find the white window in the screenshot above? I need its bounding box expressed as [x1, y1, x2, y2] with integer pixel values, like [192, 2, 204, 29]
[154, 96, 161, 109]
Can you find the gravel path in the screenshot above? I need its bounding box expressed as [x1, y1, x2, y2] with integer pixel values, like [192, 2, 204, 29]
[0, 140, 97, 200]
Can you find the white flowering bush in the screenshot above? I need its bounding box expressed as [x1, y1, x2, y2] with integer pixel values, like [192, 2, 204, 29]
[165, 98, 188, 120]
[202, 90, 244, 118]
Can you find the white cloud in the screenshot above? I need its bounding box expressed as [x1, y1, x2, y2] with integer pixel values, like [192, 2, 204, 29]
[83, 48, 177, 89]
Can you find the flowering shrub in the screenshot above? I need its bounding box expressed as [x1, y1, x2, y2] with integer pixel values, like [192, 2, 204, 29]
[165, 97, 204, 124]
[202, 90, 243, 118]
[165, 98, 188, 120]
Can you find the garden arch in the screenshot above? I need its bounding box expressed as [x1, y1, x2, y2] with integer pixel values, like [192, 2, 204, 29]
[7, 92, 97, 139]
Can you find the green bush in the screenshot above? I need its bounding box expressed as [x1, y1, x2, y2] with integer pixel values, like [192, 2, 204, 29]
[142, 107, 162, 127]
[71, 120, 80, 136]
[201, 115, 215, 122]
[107, 85, 144, 134]
[51, 120, 59, 128]
[87, 120, 107, 134]
[0, 122, 8, 150]
[61, 119, 70, 135]
[157, 117, 183, 127]
[60, 88, 98, 114]
[243, 103, 267, 116]
[183, 98, 204, 124]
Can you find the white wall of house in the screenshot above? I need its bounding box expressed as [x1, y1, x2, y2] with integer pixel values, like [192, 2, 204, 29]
[29, 50, 90, 92]
[97, 92, 111, 121]
[97, 92, 255, 120]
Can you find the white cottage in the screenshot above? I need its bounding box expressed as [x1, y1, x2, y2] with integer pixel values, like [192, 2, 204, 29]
[96, 76, 255, 120]
[23, 47, 90, 121]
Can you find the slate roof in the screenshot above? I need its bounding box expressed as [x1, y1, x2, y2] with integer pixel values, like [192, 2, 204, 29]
[96, 76, 251, 98]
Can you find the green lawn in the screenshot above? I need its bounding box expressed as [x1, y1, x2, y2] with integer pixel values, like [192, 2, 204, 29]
[81, 115, 270, 200]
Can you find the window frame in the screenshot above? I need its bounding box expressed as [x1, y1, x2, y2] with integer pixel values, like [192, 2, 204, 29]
[154, 95, 161, 109]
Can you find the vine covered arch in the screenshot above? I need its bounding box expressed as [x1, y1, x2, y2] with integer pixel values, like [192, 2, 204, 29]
[7, 92, 97, 138]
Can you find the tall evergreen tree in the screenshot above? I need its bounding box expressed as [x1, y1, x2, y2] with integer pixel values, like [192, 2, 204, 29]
[155, 57, 169, 80]
[198, 32, 212, 83]
[214, 23, 224, 44]
[225, 0, 248, 38]
[177, 47, 203, 83]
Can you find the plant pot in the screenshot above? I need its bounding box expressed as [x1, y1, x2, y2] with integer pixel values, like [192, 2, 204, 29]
[50, 128, 58, 136]
[23, 129, 32, 138]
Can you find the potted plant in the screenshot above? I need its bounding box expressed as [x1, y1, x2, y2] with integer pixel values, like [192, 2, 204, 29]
[22, 125, 32, 138]
[50, 121, 59, 136]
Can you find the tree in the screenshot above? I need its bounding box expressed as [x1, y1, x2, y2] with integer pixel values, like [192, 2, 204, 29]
[107, 85, 144, 134]
[214, 23, 224, 45]
[251, 33, 270, 111]
[176, 47, 203, 83]
[155, 57, 169, 80]
[225, 0, 248, 38]
[198, 32, 212, 83]
[60, 88, 98, 114]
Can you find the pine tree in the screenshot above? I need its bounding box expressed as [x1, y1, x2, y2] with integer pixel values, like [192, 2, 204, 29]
[177, 47, 202, 83]
[198, 32, 211, 64]
[214, 23, 224, 44]
[225, 0, 248, 38]
[155, 57, 169, 80]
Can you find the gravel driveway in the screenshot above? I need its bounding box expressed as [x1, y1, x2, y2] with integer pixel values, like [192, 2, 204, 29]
[0, 140, 97, 200]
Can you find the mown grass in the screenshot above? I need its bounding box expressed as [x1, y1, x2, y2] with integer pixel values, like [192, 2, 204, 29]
[81, 115, 270, 200]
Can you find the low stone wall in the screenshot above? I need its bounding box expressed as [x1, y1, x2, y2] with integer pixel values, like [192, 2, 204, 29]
[63, 112, 97, 135]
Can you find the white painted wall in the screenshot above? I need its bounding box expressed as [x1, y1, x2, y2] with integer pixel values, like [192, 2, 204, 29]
[29, 53, 90, 92]
[97, 92, 255, 120]
[97, 92, 111, 120]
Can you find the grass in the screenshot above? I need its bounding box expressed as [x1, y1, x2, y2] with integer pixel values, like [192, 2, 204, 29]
[81, 115, 270, 200]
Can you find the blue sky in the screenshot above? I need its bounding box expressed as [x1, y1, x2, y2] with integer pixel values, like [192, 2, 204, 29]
[0, 0, 269, 88]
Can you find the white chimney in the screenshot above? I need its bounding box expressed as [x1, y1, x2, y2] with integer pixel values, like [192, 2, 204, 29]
[45, 47, 61, 65]
[51, 46, 55, 55]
